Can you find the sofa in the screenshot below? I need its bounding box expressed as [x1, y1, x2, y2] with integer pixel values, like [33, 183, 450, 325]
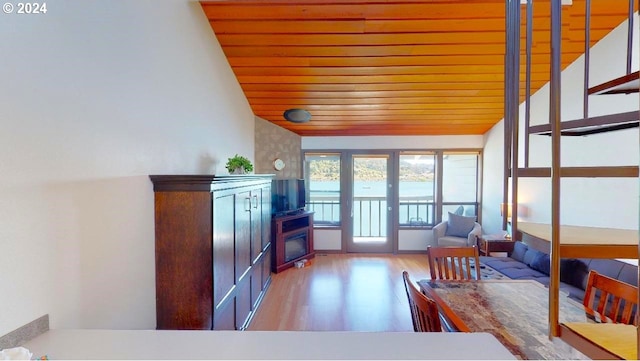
[479, 241, 638, 303]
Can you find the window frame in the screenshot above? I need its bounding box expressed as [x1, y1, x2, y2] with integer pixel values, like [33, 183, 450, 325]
[397, 151, 437, 228]
[303, 152, 343, 228]
[438, 151, 482, 225]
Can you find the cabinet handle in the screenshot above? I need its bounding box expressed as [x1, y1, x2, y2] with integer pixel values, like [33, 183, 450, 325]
[253, 195, 258, 209]
[245, 197, 251, 212]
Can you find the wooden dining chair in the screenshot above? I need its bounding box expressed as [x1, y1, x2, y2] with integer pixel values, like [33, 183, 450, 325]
[583, 270, 638, 325]
[402, 271, 442, 332]
[427, 245, 481, 281]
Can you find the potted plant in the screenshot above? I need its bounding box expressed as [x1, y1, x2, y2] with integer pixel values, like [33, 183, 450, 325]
[225, 154, 254, 174]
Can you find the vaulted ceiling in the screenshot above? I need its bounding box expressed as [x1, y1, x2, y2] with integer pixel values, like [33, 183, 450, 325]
[200, 0, 636, 136]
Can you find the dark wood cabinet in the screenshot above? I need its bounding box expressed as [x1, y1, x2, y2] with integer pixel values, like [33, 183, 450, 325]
[150, 175, 273, 330]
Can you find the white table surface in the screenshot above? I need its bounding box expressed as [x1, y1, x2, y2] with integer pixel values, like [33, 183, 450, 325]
[22, 329, 516, 360]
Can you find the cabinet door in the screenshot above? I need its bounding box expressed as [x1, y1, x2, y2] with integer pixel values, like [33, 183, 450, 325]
[235, 189, 252, 282]
[262, 245, 272, 290]
[250, 189, 263, 264]
[251, 260, 262, 310]
[260, 185, 271, 251]
[235, 278, 252, 330]
[213, 192, 236, 309]
[213, 298, 235, 330]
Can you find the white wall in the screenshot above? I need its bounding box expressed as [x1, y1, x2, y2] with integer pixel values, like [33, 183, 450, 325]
[0, 0, 254, 335]
[398, 230, 433, 251]
[314, 229, 342, 251]
[482, 13, 639, 234]
[481, 121, 507, 234]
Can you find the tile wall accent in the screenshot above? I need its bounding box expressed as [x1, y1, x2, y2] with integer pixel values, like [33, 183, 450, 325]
[254, 117, 302, 180]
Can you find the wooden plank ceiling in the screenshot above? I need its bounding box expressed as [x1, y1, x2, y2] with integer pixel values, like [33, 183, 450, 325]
[200, 0, 635, 136]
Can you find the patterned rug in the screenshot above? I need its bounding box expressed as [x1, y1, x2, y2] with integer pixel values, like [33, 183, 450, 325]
[470, 261, 507, 280]
[480, 264, 507, 280]
[442, 259, 507, 280]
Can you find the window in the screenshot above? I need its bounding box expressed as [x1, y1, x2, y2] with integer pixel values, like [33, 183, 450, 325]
[441, 152, 479, 221]
[304, 153, 341, 225]
[399, 152, 436, 226]
[302, 150, 481, 229]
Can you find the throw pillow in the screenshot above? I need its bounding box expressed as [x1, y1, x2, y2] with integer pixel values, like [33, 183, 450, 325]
[560, 259, 590, 289]
[531, 253, 551, 275]
[444, 212, 476, 238]
[454, 205, 464, 215]
[523, 248, 543, 267]
[511, 241, 528, 263]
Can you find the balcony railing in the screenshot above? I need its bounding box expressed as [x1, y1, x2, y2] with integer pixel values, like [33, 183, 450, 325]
[353, 196, 387, 237]
[307, 196, 438, 236]
[399, 197, 435, 227]
[307, 198, 340, 224]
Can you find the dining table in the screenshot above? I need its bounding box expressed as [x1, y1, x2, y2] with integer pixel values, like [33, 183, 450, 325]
[418, 279, 592, 360]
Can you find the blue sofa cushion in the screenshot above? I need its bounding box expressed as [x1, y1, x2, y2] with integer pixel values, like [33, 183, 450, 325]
[480, 257, 529, 272]
[511, 241, 528, 263]
[444, 212, 476, 237]
[500, 267, 548, 280]
[536, 277, 551, 287]
[588, 258, 625, 280]
[560, 258, 590, 290]
[523, 248, 543, 268]
[560, 283, 586, 302]
[618, 263, 639, 287]
[531, 253, 550, 275]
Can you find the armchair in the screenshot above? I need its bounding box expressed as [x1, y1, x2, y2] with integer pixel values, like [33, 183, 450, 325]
[433, 213, 482, 247]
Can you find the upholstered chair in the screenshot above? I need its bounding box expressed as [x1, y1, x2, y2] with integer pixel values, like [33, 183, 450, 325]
[433, 212, 482, 247]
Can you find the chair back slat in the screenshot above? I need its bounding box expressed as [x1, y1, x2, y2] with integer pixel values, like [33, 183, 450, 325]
[583, 270, 638, 325]
[402, 271, 443, 332]
[427, 246, 481, 281]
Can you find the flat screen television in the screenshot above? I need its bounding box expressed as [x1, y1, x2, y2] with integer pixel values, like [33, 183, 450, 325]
[272, 179, 306, 216]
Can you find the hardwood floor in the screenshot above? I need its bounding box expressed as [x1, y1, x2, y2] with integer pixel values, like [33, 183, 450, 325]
[248, 253, 430, 332]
